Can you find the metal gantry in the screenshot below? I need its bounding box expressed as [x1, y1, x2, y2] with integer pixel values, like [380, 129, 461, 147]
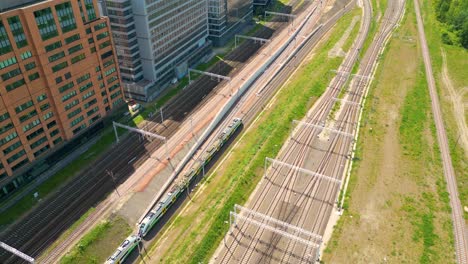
[234, 34, 271, 48]
[0, 242, 34, 263]
[112, 121, 170, 159]
[229, 204, 322, 262]
[292, 120, 354, 138]
[188, 68, 231, 84]
[264, 157, 342, 185]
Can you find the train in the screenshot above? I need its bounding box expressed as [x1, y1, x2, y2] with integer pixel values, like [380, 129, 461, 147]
[105, 118, 242, 263]
[105, 235, 141, 264]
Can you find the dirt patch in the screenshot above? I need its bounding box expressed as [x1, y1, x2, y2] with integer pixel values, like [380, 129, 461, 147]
[328, 16, 360, 58]
[441, 49, 468, 154]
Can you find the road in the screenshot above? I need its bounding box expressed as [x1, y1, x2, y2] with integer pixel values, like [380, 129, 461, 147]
[212, 0, 406, 262]
[413, 0, 468, 262]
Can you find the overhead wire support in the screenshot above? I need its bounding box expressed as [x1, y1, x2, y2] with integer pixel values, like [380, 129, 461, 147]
[233, 204, 323, 241]
[112, 121, 170, 159]
[0, 242, 35, 263]
[292, 119, 354, 139]
[234, 35, 271, 49]
[265, 157, 341, 185]
[188, 68, 231, 84]
[229, 212, 320, 248]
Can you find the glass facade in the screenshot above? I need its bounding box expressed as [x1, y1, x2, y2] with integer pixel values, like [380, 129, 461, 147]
[55, 2, 77, 33]
[34, 8, 59, 41]
[7, 16, 28, 48]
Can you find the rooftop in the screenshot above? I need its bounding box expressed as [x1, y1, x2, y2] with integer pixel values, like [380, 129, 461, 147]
[0, 0, 48, 14]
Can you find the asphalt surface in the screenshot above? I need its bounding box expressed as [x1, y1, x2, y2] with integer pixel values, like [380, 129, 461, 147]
[213, 0, 407, 262]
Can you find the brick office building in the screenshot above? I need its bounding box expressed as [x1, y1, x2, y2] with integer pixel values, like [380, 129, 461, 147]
[0, 0, 125, 197]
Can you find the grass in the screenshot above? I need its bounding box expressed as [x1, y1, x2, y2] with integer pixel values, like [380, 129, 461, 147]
[321, 0, 455, 262]
[60, 217, 132, 264]
[142, 9, 360, 263]
[418, 0, 468, 220]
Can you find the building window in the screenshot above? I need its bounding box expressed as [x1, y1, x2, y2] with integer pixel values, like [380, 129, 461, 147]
[11, 158, 29, 171]
[7, 149, 26, 164]
[62, 90, 77, 102]
[65, 99, 79, 111]
[76, 73, 90, 84]
[48, 51, 65, 63]
[86, 106, 99, 117]
[6, 79, 26, 92]
[24, 62, 36, 71]
[52, 61, 68, 73]
[53, 137, 62, 145]
[0, 131, 18, 146]
[0, 112, 10, 122]
[68, 44, 83, 54]
[40, 103, 50, 111]
[37, 93, 47, 102]
[50, 129, 60, 137]
[19, 109, 37, 123]
[1, 68, 22, 81]
[0, 56, 17, 70]
[67, 108, 82, 119]
[34, 7, 59, 41]
[82, 90, 95, 100]
[30, 136, 48, 150]
[20, 51, 32, 60]
[3, 141, 22, 155]
[94, 22, 106, 31]
[65, 33, 80, 44]
[26, 128, 44, 141]
[0, 123, 13, 134]
[28, 72, 40, 81]
[43, 111, 53, 121]
[96, 31, 108, 40]
[15, 100, 34, 114]
[8, 16, 28, 48]
[58, 81, 74, 93]
[45, 41, 62, 53]
[47, 120, 57, 129]
[23, 119, 41, 132]
[71, 53, 86, 64]
[65, 72, 72, 80]
[56, 76, 63, 84]
[55, 1, 77, 33]
[84, 98, 97, 109]
[0, 21, 13, 54]
[84, 0, 97, 21]
[99, 40, 111, 49]
[34, 144, 50, 157]
[79, 82, 93, 93]
[70, 115, 84, 127]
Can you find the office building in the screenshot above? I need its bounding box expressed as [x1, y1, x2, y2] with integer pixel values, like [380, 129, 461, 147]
[0, 0, 125, 197]
[208, 0, 254, 46]
[101, 0, 212, 101]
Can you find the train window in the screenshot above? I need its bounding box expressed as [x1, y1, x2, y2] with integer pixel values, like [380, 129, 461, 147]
[120, 239, 130, 248]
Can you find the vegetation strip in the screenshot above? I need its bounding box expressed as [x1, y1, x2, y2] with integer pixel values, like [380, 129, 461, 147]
[322, 1, 455, 262]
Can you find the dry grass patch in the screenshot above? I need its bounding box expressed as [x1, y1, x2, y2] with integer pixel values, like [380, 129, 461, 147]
[322, 1, 455, 263]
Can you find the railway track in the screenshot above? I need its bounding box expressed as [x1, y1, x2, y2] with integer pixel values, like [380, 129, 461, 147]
[214, 0, 407, 262]
[413, 0, 468, 262]
[0, 2, 312, 264]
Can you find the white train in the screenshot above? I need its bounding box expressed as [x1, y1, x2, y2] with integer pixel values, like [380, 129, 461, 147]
[105, 235, 141, 264]
[105, 118, 243, 263]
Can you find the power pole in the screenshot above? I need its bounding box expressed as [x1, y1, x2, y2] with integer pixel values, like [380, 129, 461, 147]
[106, 170, 120, 197]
